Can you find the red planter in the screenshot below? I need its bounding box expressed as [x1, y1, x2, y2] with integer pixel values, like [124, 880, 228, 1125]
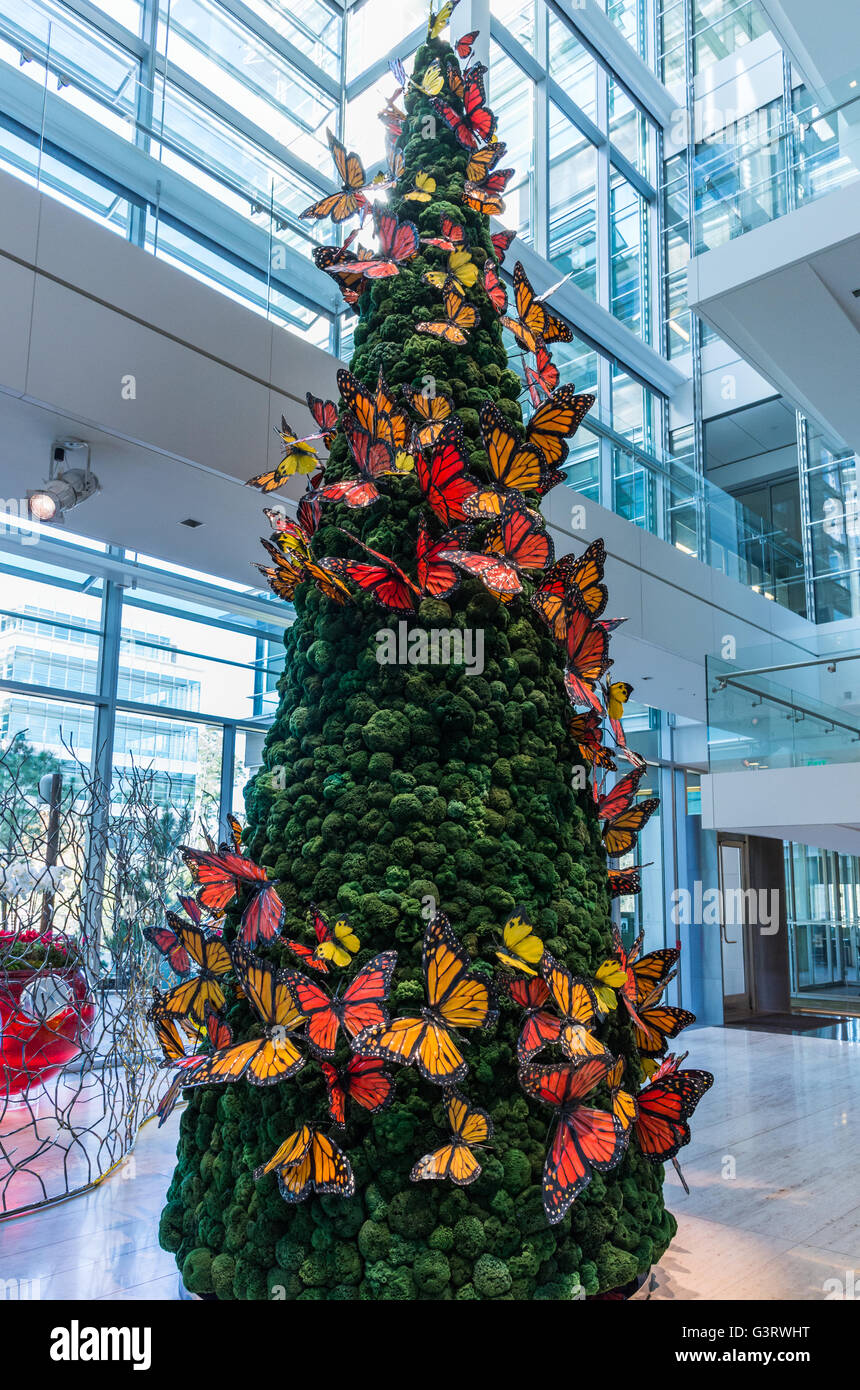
[0, 966, 96, 1098]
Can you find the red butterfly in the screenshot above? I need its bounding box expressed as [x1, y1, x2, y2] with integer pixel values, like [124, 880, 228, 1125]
[415, 422, 479, 527]
[463, 166, 514, 216]
[604, 928, 691, 1055]
[324, 537, 419, 614]
[607, 865, 642, 898]
[520, 1058, 629, 1224]
[525, 343, 559, 406]
[430, 69, 496, 149]
[416, 516, 470, 599]
[569, 709, 616, 771]
[144, 911, 195, 977]
[421, 216, 467, 253]
[484, 497, 554, 571]
[285, 903, 358, 975]
[320, 1056, 395, 1128]
[597, 767, 646, 821]
[491, 228, 515, 264]
[318, 423, 399, 509]
[483, 259, 507, 313]
[283, 952, 397, 1058]
[562, 602, 613, 713]
[331, 207, 419, 280]
[154, 1002, 236, 1126]
[506, 976, 562, 1064]
[180, 845, 284, 949]
[634, 1060, 714, 1188]
[313, 231, 373, 307]
[306, 393, 338, 449]
[456, 29, 479, 58]
[445, 57, 486, 102]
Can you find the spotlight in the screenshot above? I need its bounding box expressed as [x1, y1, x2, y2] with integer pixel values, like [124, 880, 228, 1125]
[28, 442, 99, 525]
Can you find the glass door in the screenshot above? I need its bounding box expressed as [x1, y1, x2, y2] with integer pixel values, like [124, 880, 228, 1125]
[718, 837, 754, 1018]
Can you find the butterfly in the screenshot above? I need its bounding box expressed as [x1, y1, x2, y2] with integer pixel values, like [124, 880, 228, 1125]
[540, 952, 608, 1060]
[532, 542, 608, 640]
[607, 865, 642, 898]
[255, 1125, 355, 1204]
[324, 545, 418, 614]
[456, 29, 479, 59]
[436, 546, 522, 600]
[410, 1089, 493, 1186]
[412, 60, 445, 96]
[506, 976, 562, 1064]
[416, 279, 479, 344]
[404, 171, 437, 203]
[301, 129, 371, 224]
[634, 1059, 713, 1189]
[483, 497, 555, 572]
[154, 1003, 234, 1126]
[421, 216, 467, 253]
[466, 142, 508, 183]
[595, 929, 687, 1048]
[462, 166, 514, 216]
[430, 68, 496, 149]
[318, 426, 400, 510]
[424, 247, 478, 295]
[526, 385, 594, 468]
[569, 709, 616, 771]
[415, 421, 479, 526]
[337, 369, 412, 452]
[181, 948, 306, 1087]
[494, 908, 544, 976]
[462, 403, 544, 519]
[283, 952, 397, 1059]
[286, 903, 360, 974]
[600, 772, 659, 858]
[606, 1056, 637, 1130]
[403, 385, 453, 447]
[181, 844, 286, 950]
[416, 517, 470, 600]
[562, 601, 613, 713]
[247, 422, 320, 492]
[330, 207, 419, 280]
[490, 228, 516, 264]
[314, 234, 374, 308]
[264, 507, 314, 562]
[320, 1057, 395, 1128]
[306, 393, 338, 449]
[634, 984, 697, 1058]
[144, 909, 196, 977]
[501, 262, 573, 352]
[482, 259, 507, 314]
[525, 343, 560, 406]
[158, 922, 233, 1024]
[445, 57, 486, 102]
[148, 990, 200, 1065]
[352, 912, 497, 1085]
[255, 539, 351, 607]
[604, 680, 634, 721]
[519, 1057, 629, 1223]
[428, 0, 460, 40]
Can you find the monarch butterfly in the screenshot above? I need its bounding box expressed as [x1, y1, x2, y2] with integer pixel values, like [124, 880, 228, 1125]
[324, 546, 418, 614]
[562, 601, 613, 713]
[569, 709, 616, 771]
[466, 141, 508, 183]
[320, 1057, 395, 1128]
[286, 903, 361, 973]
[596, 928, 686, 1047]
[524, 343, 560, 406]
[283, 951, 397, 1058]
[482, 259, 507, 314]
[634, 986, 697, 1058]
[416, 517, 471, 600]
[596, 766, 646, 822]
[490, 228, 516, 264]
[462, 166, 513, 216]
[157, 922, 233, 1024]
[300, 129, 371, 224]
[601, 781, 659, 859]
[264, 507, 313, 562]
[247, 424, 320, 492]
[318, 425, 399, 510]
[147, 990, 199, 1065]
[540, 952, 608, 1060]
[314, 233, 374, 308]
[180, 948, 306, 1088]
[494, 908, 544, 976]
[305, 393, 338, 449]
[634, 1060, 713, 1173]
[337, 368, 412, 452]
[404, 171, 437, 203]
[421, 216, 467, 253]
[484, 497, 555, 571]
[445, 57, 486, 102]
[410, 1089, 493, 1186]
[501, 262, 573, 351]
[456, 29, 479, 59]
[182, 843, 287, 951]
[606, 1056, 637, 1130]
[424, 246, 478, 295]
[436, 547, 522, 601]
[352, 912, 497, 1085]
[430, 69, 496, 149]
[255, 1125, 355, 1204]
[402, 385, 453, 447]
[154, 1003, 234, 1125]
[415, 421, 479, 526]
[416, 280, 479, 345]
[462, 402, 544, 519]
[330, 207, 419, 281]
[607, 865, 642, 898]
[505, 975, 562, 1063]
[255, 538, 351, 607]
[144, 910, 196, 978]
[526, 385, 594, 468]
[520, 1057, 629, 1223]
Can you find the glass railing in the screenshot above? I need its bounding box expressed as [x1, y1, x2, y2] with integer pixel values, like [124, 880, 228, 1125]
[707, 627, 860, 771]
[693, 71, 860, 255]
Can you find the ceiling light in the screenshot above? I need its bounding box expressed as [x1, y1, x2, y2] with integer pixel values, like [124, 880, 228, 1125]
[180, 518, 204, 528]
[28, 442, 99, 525]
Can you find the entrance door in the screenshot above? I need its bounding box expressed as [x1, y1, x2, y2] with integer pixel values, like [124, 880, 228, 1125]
[718, 838, 755, 1019]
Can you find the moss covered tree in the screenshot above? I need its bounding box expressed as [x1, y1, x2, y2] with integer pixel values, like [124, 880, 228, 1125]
[159, 29, 677, 1301]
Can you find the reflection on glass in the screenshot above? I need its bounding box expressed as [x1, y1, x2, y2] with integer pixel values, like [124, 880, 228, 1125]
[492, 0, 536, 53]
[610, 171, 649, 339]
[609, 79, 650, 180]
[548, 15, 597, 120]
[693, 0, 769, 75]
[548, 103, 597, 299]
[490, 40, 533, 243]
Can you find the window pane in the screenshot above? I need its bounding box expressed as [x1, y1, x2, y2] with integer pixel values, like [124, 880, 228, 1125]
[610, 171, 650, 340]
[243, 0, 342, 79]
[549, 103, 598, 300]
[492, 0, 536, 53]
[347, 0, 426, 81]
[609, 78, 652, 181]
[548, 15, 597, 121]
[489, 40, 533, 243]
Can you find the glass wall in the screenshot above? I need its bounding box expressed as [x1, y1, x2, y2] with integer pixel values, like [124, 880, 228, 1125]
[785, 842, 860, 1001]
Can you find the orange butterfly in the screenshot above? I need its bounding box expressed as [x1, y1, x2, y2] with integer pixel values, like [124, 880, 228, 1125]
[255, 1125, 355, 1203]
[539, 952, 609, 1060]
[501, 262, 573, 352]
[410, 1090, 493, 1186]
[416, 280, 479, 345]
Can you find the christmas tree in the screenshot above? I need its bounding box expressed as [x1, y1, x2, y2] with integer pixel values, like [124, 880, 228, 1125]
[156, 15, 698, 1302]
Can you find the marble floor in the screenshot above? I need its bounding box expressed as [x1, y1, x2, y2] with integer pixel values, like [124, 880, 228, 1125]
[0, 1025, 857, 1301]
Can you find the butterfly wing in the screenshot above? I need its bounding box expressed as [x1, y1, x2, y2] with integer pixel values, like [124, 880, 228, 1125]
[144, 919, 192, 977]
[416, 517, 468, 599]
[282, 970, 340, 1058]
[343, 1056, 396, 1115]
[416, 424, 478, 526]
[602, 798, 659, 857]
[526, 386, 594, 467]
[425, 911, 497, 1030]
[340, 951, 398, 1038]
[634, 1003, 697, 1057]
[238, 884, 284, 949]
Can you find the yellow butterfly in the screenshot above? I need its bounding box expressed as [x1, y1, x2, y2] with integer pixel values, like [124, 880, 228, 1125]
[428, 0, 459, 40]
[308, 905, 360, 968]
[393, 448, 416, 474]
[404, 172, 437, 203]
[594, 957, 626, 1013]
[247, 424, 320, 491]
[424, 247, 478, 295]
[414, 61, 444, 96]
[410, 1090, 493, 1186]
[605, 681, 634, 721]
[494, 908, 544, 975]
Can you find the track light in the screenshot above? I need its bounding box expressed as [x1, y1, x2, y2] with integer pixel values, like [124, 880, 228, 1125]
[28, 441, 99, 524]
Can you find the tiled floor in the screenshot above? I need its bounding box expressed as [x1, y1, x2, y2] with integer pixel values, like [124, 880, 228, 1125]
[0, 1025, 858, 1301]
